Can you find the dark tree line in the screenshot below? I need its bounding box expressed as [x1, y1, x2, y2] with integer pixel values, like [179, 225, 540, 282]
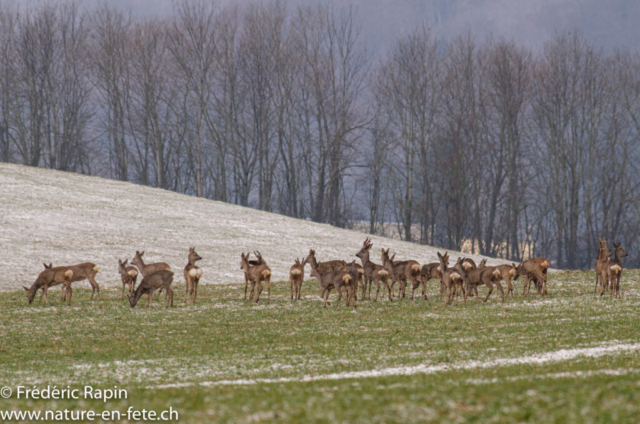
[2, 1, 640, 269]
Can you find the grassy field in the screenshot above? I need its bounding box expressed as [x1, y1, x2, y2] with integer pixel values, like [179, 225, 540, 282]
[1, 270, 640, 423]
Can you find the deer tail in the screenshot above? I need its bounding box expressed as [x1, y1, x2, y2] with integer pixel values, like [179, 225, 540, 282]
[93, 265, 100, 273]
[262, 269, 271, 279]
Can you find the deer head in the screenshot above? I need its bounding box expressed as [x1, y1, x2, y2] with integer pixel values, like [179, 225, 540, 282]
[188, 247, 203, 265]
[23, 286, 37, 305]
[614, 242, 628, 259]
[479, 259, 487, 268]
[132, 251, 145, 268]
[356, 238, 373, 260]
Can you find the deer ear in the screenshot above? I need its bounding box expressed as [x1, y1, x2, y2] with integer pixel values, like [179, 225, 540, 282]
[391, 254, 396, 261]
[23, 286, 29, 292]
[140, 251, 145, 256]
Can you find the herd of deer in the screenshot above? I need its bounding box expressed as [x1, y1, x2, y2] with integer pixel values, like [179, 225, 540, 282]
[23, 248, 203, 308]
[21, 238, 628, 308]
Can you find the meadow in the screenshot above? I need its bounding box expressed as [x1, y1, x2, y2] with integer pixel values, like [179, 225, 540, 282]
[1, 270, 640, 423]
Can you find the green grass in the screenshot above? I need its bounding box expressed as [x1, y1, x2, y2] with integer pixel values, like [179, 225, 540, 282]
[1, 271, 640, 422]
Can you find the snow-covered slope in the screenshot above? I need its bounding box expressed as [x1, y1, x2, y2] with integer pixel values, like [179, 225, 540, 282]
[0, 163, 509, 290]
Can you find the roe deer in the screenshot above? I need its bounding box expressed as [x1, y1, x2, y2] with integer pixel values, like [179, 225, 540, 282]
[466, 259, 505, 303]
[461, 258, 478, 297]
[355, 238, 391, 301]
[184, 247, 203, 303]
[118, 259, 139, 300]
[381, 248, 422, 300]
[240, 252, 272, 304]
[24, 262, 100, 306]
[131, 251, 171, 276]
[594, 238, 611, 294]
[516, 257, 550, 296]
[127, 270, 174, 308]
[289, 257, 307, 301]
[600, 242, 627, 298]
[493, 263, 518, 298]
[438, 253, 468, 305]
[421, 252, 449, 301]
[309, 258, 357, 308]
[242, 254, 265, 300]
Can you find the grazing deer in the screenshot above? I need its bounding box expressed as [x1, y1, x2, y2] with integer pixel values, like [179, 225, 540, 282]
[493, 263, 518, 298]
[381, 248, 423, 300]
[118, 259, 139, 300]
[24, 262, 100, 306]
[594, 238, 611, 294]
[600, 242, 627, 298]
[127, 270, 174, 308]
[309, 258, 357, 308]
[516, 257, 550, 296]
[466, 259, 505, 303]
[289, 257, 307, 301]
[438, 253, 468, 305]
[421, 252, 449, 301]
[355, 238, 391, 301]
[184, 247, 203, 303]
[240, 251, 272, 304]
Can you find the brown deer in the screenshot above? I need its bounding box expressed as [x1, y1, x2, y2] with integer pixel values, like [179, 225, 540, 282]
[421, 252, 449, 301]
[461, 258, 478, 297]
[600, 242, 627, 298]
[118, 259, 139, 299]
[381, 248, 422, 300]
[493, 263, 518, 298]
[594, 238, 611, 294]
[240, 251, 272, 304]
[184, 247, 203, 303]
[127, 270, 174, 308]
[24, 262, 100, 306]
[516, 257, 550, 296]
[242, 254, 265, 300]
[438, 253, 468, 305]
[466, 260, 505, 303]
[131, 251, 171, 276]
[289, 257, 307, 301]
[309, 258, 357, 308]
[355, 238, 391, 301]
[305, 249, 365, 300]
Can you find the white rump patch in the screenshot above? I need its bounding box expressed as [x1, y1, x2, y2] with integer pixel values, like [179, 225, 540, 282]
[462, 263, 473, 271]
[451, 272, 460, 279]
[378, 270, 389, 277]
[509, 268, 516, 277]
[290, 269, 302, 275]
[127, 270, 138, 277]
[541, 260, 549, 269]
[64, 270, 73, 279]
[262, 270, 271, 278]
[188, 268, 199, 278]
[358, 269, 364, 274]
[437, 266, 442, 273]
[196, 269, 203, 278]
[93, 265, 100, 273]
[610, 265, 622, 273]
[493, 269, 501, 278]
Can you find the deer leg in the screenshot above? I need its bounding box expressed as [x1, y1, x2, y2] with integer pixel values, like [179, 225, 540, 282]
[122, 283, 125, 300]
[374, 278, 381, 302]
[255, 280, 263, 304]
[243, 276, 248, 300]
[165, 287, 173, 308]
[147, 292, 152, 308]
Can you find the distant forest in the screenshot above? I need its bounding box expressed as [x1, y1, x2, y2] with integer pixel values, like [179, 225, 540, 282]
[1, 0, 639, 269]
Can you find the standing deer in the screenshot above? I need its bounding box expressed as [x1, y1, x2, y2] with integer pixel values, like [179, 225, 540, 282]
[381, 248, 422, 300]
[127, 270, 174, 308]
[240, 251, 272, 304]
[305, 249, 366, 300]
[118, 259, 139, 299]
[516, 258, 550, 296]
[355, 238, 391, 301]
[421, 252, 449, 301]
[289, 257, 307, 301]
[438, 253, 468, 305]
[600, 242, 627, 298]
[132, 251, 171, 298]
[493, 263, 518, 298]
[242, 254, 265, 300]
[24, 262, 100, 306]
[594, 238, 611, 294]
[309, 258, 357, 308]
[184, 247, 203, 303]
[466, 260, 505, 303]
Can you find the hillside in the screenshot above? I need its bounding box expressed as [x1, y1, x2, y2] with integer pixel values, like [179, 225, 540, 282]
[0, 163, 506, 291]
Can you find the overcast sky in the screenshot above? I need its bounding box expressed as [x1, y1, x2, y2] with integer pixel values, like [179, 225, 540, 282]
[8, 0, 640, 51]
